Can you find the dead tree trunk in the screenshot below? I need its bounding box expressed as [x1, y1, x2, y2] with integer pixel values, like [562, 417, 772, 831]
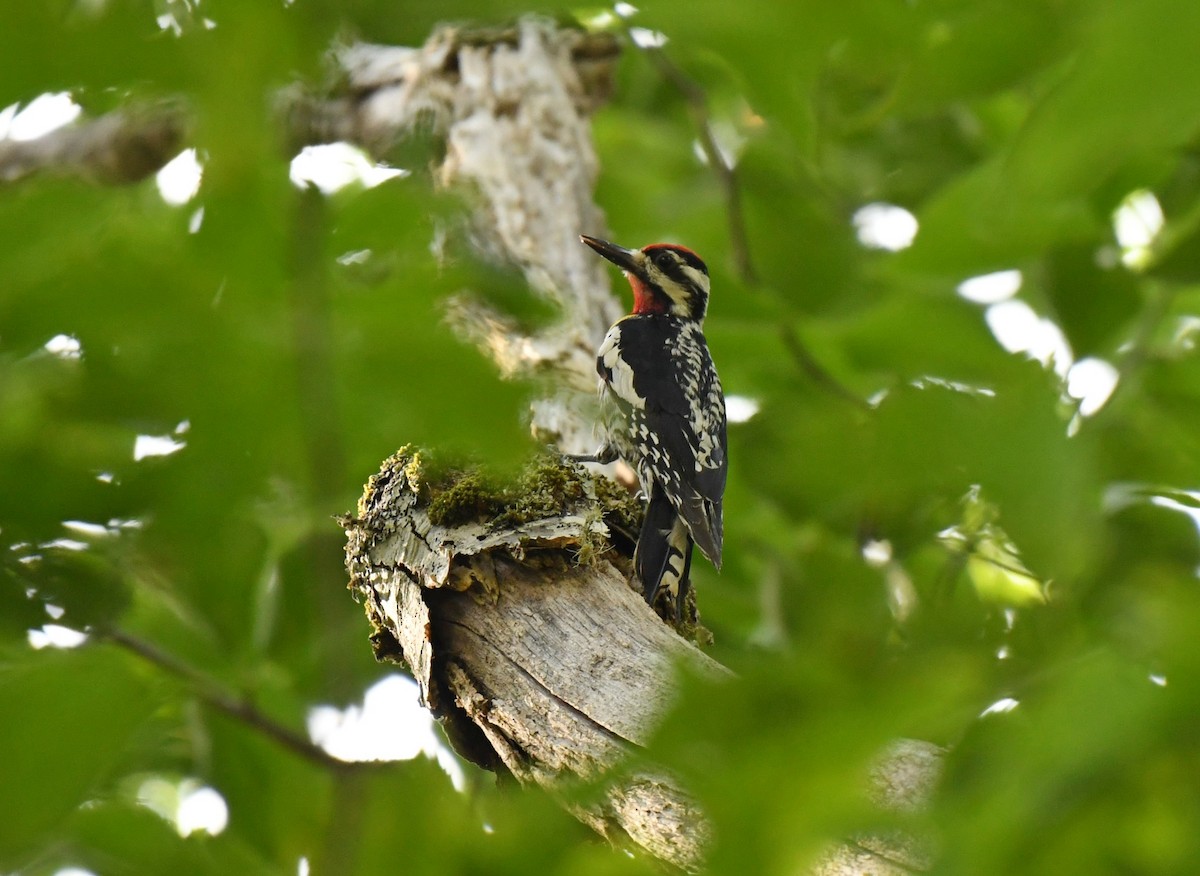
[342, 449, 726, 870]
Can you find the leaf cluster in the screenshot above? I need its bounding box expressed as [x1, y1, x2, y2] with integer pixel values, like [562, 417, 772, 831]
[5, 0, 1200, 874]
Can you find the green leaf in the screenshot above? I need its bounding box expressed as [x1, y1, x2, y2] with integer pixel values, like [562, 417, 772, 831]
[1042, 243, 1140, 356]
[0, 645, 155, 867]
[902, 0, 1200, 275]
[62, 800, 275, 876]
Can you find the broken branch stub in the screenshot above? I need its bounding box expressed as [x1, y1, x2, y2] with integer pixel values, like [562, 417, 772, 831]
[342, 448, 726, 871]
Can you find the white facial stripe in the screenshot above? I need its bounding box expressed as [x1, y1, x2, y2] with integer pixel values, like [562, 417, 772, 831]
[680, 264, 710, 295]
[642, 251, 709, 312]
[645, 262, 691, 308]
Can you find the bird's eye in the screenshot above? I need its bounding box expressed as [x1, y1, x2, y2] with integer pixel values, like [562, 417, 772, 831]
[653, 252, 674, 269]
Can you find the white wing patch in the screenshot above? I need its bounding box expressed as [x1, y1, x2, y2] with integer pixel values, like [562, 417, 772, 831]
[598, 327, 645, 410]
[678, 264, 710, 296]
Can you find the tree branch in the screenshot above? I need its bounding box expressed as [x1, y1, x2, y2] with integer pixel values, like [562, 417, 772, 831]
[0, 102, 186, 185]
[103, 627, 354, 773]
[628, 30, 757, 286]
[626, 27, 867, 409]
[780, 322, 873, 409]
[304, 21, 626, 453]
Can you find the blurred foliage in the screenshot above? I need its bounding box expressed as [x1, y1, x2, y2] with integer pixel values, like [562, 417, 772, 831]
[3, 0, 1200, 874]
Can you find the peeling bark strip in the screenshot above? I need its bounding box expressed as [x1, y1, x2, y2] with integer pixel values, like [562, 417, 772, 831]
[342, 448, 724, 871]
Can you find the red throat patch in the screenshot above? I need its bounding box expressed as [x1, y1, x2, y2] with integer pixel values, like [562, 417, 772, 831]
[628, 274, 667, 315]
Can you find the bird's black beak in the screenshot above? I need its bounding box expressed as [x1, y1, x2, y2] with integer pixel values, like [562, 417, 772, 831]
[580, 234, 642, 275]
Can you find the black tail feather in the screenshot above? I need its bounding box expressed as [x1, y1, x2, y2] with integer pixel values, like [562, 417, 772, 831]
[635, 486, 693, 610]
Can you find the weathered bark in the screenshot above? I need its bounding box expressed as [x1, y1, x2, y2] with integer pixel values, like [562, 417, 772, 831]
[343, 449, 724, 870]
[290, 19, 627, 453]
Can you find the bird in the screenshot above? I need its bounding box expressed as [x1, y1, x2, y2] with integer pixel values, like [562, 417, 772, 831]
[576, 234, 727, 619]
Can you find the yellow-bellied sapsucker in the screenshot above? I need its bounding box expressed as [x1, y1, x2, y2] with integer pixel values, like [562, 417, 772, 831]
[578, 234, 727, 618]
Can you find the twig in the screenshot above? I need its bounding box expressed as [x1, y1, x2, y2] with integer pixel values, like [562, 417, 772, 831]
[779, 322, 871, 409]
[628, 27, 866, 408]
[629, 33, 756, 285]
[289, 188, 346, 502]
[103, 627, 357, 772]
